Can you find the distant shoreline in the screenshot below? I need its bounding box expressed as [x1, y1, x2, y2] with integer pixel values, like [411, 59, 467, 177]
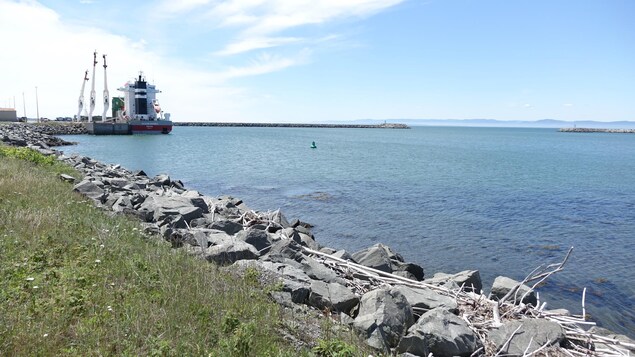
[174, 122, 410, 129]
[559, 127, 635, 133]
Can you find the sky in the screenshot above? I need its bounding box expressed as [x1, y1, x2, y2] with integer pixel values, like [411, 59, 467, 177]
[0, 0, 633, 123]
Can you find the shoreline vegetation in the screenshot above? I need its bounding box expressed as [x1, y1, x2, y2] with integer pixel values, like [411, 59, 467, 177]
[2, 122, 634, 356]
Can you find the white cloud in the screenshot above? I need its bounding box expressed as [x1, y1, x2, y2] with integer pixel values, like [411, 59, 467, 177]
[158, 0, 405, 55]
[0, 0, 250, 121]
[215, 36, 302, 56]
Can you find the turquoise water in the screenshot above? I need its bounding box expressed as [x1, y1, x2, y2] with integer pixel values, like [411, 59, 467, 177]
[61, 126, 635, 337]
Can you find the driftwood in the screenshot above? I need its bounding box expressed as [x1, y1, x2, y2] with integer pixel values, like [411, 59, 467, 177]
[301, 246, 633, 356]
[236, 211, 633, 356]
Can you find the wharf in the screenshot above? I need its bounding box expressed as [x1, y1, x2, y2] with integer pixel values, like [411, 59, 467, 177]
[559, 128, 635, 133]
[174, 122, 410, 129]
[86, 122, 131, 135]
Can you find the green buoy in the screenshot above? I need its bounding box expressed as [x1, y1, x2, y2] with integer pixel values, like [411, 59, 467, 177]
[310, 141, 317, 149]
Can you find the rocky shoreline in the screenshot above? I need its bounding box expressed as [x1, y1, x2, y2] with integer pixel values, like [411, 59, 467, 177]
[2, 122, 634, 356]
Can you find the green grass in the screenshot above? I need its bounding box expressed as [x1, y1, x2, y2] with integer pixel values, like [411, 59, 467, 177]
[0, 146, 369, 356]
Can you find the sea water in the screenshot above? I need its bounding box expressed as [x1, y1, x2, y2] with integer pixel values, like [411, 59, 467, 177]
[61, 126, 635, 337]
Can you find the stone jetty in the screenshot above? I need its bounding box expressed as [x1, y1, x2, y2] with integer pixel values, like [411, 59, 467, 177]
[2, 122, 634, 356]
[559, 127, 635, 133]
[175, 122, 410, 129]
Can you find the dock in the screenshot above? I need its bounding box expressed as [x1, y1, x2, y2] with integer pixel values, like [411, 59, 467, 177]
[86, 122, 131, 135]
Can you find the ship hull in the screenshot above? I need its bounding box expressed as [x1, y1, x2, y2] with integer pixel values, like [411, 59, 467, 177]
[128, 120, 173, 134]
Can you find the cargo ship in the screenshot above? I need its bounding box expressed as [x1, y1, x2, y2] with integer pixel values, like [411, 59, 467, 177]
[118, 73, 172, 134]
[79, 51, 173, 135]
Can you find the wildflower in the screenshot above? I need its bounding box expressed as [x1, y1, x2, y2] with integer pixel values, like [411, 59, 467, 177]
[26, 277, 34, 281]
[33, 286, 39, 289]
[107, 306, 113, 312]
[95, 259, 101, 263]
[43, 334, 48, 337]
[99, 244, 105, 248]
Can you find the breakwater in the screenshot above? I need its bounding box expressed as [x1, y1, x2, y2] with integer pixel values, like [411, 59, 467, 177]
[2, 122, 634, 355]
[174, 122, 410, 129]
[560, 127, 635, 133]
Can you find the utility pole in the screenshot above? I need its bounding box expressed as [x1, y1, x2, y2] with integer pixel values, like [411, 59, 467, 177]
[22, 92, 26, 119]
[35, 86, 40, 122]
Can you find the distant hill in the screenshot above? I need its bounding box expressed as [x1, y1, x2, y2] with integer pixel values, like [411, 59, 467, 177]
[337, 119, 635, 129]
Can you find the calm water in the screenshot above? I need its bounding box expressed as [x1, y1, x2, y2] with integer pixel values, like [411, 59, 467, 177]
[62, 126, 635, 337]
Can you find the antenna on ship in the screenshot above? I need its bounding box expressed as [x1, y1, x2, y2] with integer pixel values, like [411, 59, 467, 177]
[88, 50, 97, 122]
[102, 54, 109, 121]
[77, 70, 88, 122]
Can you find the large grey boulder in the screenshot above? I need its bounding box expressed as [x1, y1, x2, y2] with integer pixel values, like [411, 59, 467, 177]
[426, 270, 482, 293]
[308, 280, 359, 314]
[352, 244, 424, 281]
[236, 229, 272, 252]
[138, 196, 205, 223]
[393, 286, 458, 316]
[353, 287, 414, 352]
[488, 319, 565, 356]
[490, 276, 537, 306]
[301, 256, 346, 284]
[73, 179, 107, 203]
[397, 308, 481, 357]
[209, 220, 243, 235]
[204, 240, 258, 265]
[265, 239, 306, 263]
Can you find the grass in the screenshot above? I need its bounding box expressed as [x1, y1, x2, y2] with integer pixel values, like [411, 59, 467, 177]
[0, 145, 369, 356]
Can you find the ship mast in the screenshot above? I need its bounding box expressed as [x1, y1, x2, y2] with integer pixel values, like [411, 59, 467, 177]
[76, 70, 88, 121]
[101, 54, 109, 121]
[88, 50, 97, 122]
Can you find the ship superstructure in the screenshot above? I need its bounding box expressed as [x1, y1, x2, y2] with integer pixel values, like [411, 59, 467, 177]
[117, 73, 172, 134]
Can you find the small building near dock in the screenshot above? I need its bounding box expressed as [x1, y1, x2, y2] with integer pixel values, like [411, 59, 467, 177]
[0, 108, 18, 122]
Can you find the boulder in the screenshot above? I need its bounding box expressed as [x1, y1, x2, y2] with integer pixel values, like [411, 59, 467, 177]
[138, 196, 204, 224]
[308, 280, 359, 314]
[588, 326, 635, 354]
[332, 249, 356, 262]
[209, 219, 243, 235]
[488, 319, 565, 356]
[204, 240, 258, 265]
[73, 180, 107, 203]
[490, 276, 537, 306]
[393, 286, 458, 316]
[112, 195, 133, 213]
[397, 308, 481, 357]
[59, 173, 76, 183]
[352, 243, 394, 273]
[236, 229, 272, 252]
[151, 174, 171, 186]
[426, 270, 482, 293]
[266, 239, 306, 263]
[352, 243, 424, 281]
[301, 256, 346, 285]
[353, 287, 414, 352]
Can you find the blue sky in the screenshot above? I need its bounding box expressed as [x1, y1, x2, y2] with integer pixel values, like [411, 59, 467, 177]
[0, 0, 633, 122]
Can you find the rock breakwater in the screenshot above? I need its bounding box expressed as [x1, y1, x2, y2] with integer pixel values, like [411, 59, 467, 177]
[175, 122, 410, 129]
[559, 127, 635, 133]
[2, 124, 634, 356]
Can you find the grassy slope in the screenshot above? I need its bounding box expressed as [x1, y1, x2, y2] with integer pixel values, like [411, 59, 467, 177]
[0, 147, 367, 356]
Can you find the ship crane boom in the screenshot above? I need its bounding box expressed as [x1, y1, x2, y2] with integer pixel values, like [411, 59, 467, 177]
[88, 50, 97, 122]
[102, 54, 109, 121]
[76, 70, 88, 121]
